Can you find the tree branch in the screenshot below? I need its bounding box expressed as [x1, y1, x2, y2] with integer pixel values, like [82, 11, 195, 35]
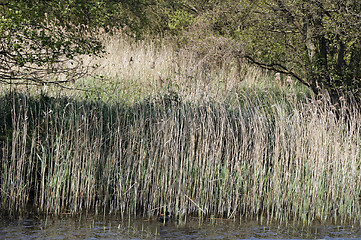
[244, 55, 310, 88]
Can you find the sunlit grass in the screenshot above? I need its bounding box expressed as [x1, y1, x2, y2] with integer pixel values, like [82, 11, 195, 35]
[3, 33, 306, 103]
[1, 34, 359, 225]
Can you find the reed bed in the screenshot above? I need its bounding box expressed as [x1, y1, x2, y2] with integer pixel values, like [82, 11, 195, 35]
[1, 90, 360, 225]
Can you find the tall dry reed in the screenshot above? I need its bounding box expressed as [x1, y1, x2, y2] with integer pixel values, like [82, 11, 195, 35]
[1, 91, 360, 225]
[17, 33, 293, 103]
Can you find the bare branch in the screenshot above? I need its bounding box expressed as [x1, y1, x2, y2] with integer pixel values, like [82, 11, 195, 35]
[244, 55, 310, 88]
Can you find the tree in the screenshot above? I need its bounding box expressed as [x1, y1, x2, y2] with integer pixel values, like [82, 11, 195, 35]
[0, 0, 164, 86]
[236, 0, 361, 102]
[0, 1, 107, 86]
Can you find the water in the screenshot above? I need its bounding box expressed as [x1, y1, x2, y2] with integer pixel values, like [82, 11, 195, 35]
[1, 215, 361, 239]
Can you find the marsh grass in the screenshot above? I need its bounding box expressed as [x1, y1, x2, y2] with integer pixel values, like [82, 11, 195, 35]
[0, 34, 360, 225]
[1, 89, 361, 225]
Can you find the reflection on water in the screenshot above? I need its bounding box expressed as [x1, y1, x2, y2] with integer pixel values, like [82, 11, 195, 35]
[1, 215, 361, 239]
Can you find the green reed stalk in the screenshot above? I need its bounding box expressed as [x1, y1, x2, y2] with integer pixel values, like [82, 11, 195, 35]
[0, 91, 360, 225]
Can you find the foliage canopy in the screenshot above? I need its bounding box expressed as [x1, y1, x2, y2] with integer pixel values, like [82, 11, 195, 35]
[237, 0, 361, 101]
[0, 1, 105, 85]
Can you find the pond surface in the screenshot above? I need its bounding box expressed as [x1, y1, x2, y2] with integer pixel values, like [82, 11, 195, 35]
[1, 215, 361, 239]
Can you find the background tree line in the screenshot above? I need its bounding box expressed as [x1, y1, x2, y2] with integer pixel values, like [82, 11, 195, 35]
[1, 0, 360, 103]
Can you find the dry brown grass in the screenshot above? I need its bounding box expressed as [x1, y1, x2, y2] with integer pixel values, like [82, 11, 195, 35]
[73, 34, 293, 103]
[1, 33, 299, 103]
